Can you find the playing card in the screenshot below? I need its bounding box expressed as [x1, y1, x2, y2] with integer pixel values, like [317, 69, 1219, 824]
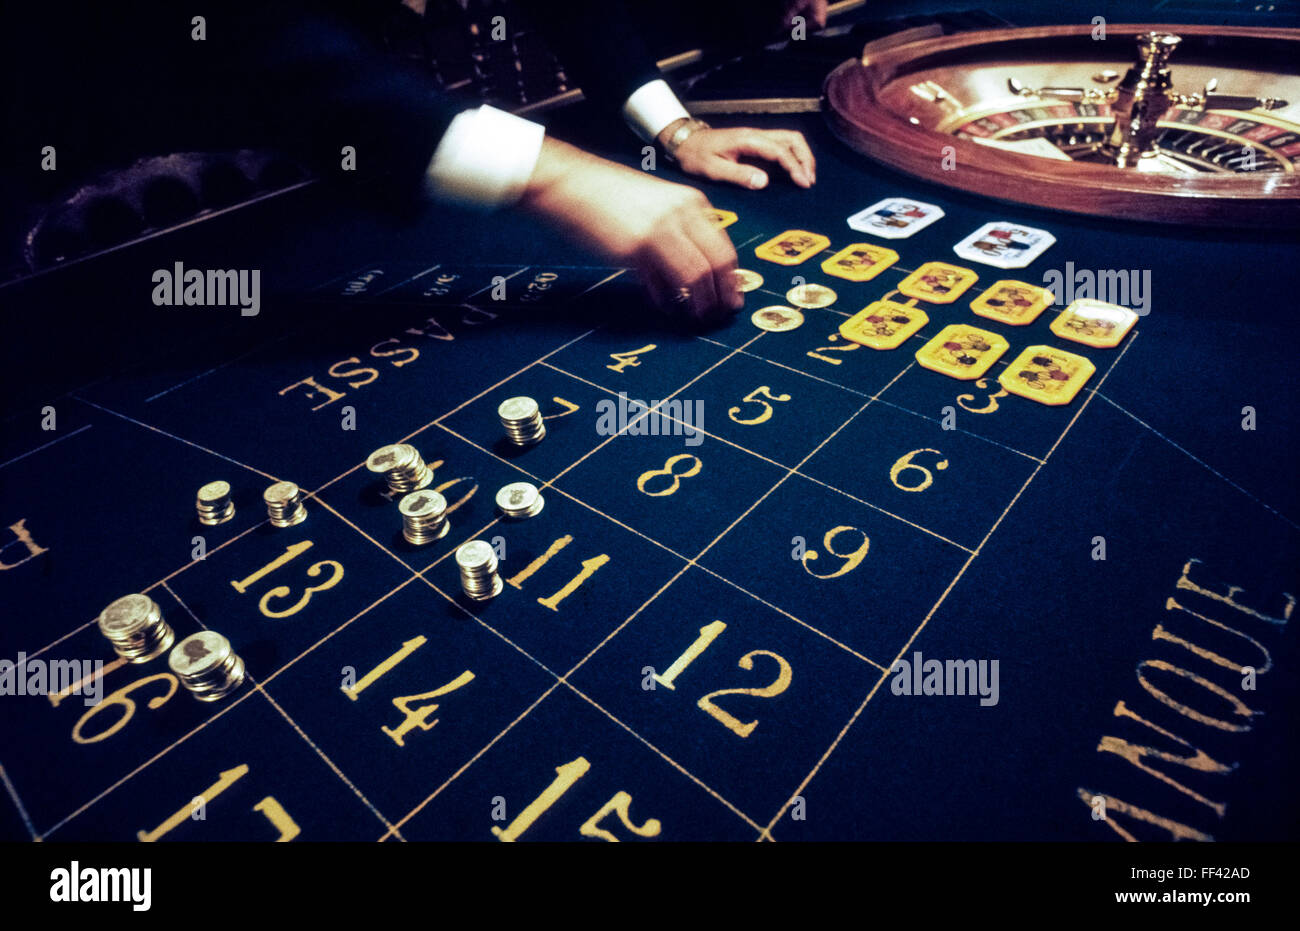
[952, 222, 1056, 269]
[847, 198, 945, 239]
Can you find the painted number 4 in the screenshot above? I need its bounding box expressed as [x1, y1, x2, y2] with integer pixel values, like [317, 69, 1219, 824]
[607, 344, 656, 373]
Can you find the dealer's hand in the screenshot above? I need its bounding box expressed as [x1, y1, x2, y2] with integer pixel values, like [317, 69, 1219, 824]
[519, 137, 743, 323]
[664, 124, 817, 190]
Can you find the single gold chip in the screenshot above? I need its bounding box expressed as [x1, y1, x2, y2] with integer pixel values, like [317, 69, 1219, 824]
[751, 306, 805, 332]
[786, 283, 838, 309]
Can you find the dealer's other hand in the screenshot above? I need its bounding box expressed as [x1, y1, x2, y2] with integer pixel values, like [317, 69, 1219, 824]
[782, 0, 829, 30]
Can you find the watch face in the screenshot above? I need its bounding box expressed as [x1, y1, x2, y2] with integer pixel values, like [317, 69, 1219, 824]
[666, 119, 708, 158]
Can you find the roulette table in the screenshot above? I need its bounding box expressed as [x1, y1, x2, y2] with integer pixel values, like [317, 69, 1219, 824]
[1, 1, 1297, 849]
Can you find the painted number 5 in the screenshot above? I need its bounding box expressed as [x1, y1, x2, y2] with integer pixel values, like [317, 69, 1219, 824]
[728, 386, 791, 426]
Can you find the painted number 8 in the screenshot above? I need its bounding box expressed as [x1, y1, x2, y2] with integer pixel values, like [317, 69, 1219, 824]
[636, 454, 702, 497]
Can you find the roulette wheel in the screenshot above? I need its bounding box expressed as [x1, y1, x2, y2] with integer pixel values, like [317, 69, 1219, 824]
[825, 24, 1300, 225]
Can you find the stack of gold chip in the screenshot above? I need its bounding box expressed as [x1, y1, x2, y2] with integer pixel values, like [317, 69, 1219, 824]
[97, 593, 175, 662]
[456, 539, 503, 601]
[168, 631, 245, 702]
[195, 481, 235, 526]
[263, 481, 307, 527]
[498, 397, 546, 447]
[399, 490, 450, 544]
[366, 443, 433, 493]
[495, 481, 544, 520]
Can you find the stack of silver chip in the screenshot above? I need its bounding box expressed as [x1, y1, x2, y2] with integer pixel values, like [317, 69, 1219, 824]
[168, 631, 246, 702]
[195, 480, 235, 526]
[264, 481, 307, 527]
[496, 481, 544, 520]
[97, 593, 175, 662]
[399, 490, 450, 544]
[366, 443, 433, 493]
[498, 397, 546, 447]
[456, 539, 503, 601]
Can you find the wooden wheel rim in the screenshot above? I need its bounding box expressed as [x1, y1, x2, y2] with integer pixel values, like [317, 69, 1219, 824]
[823, 24, 1300, 227]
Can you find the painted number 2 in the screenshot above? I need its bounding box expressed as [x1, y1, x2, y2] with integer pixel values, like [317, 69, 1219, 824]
[654, 621, 793, 738]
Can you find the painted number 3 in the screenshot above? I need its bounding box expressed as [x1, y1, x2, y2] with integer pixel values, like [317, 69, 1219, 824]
[230, 541, 345, 620]
[259, 560, 344, 619]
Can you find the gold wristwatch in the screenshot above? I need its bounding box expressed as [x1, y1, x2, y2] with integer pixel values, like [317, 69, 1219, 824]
[661, 117, 710, 161]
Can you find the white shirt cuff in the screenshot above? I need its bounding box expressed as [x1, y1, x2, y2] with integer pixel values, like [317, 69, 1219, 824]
[622, 79, 691, 143]
[426, 105, 546, 208]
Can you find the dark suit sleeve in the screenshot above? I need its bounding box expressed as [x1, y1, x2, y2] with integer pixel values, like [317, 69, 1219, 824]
[514, 0, 665, 123]
[4, 1, 466, 200]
